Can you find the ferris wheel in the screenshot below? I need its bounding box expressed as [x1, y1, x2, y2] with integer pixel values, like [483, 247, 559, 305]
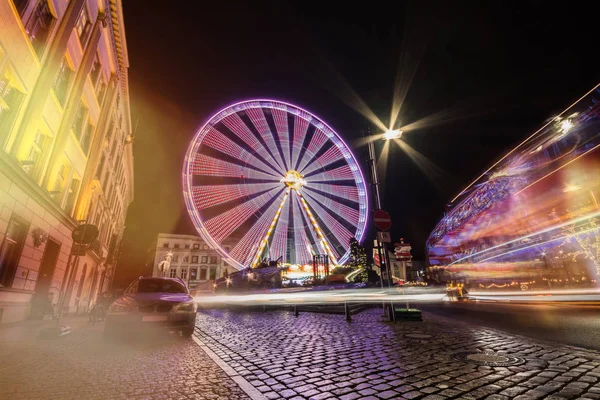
[182, 100, 369, 271]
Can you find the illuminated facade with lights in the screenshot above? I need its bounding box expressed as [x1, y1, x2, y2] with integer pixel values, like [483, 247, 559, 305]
[182, 100, 368, 272]
[0, 0, 133, 322]
[151, 234, 238, 290]
[427, 84, 600, 289]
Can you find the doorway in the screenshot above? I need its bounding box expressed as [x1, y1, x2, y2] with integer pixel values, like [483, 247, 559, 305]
[31, 239, 61, 318]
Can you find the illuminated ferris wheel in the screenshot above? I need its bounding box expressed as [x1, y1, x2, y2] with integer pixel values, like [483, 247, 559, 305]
[182, 100, 368, 271]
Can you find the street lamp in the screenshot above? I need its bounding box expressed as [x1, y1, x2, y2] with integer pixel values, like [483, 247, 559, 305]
[383, 129, 402, 141]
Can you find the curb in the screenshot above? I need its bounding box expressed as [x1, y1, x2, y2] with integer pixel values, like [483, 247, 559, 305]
[192, 334, 267, 400]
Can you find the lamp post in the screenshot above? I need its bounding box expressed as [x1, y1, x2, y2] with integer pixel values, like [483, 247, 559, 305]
[366, 128, 402, 321]
[367, 128, 401, 287]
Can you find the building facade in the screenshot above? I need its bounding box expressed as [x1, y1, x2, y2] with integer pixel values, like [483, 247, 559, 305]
[152, 234, 238, 291]
[0, 0, 133, 322]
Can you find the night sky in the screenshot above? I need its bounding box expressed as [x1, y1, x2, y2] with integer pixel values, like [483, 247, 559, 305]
[115, 0, 599, 287]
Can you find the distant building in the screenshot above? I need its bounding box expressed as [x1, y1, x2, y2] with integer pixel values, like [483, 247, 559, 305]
[152, 234, 238, 291]
[0, 0, 133, 322]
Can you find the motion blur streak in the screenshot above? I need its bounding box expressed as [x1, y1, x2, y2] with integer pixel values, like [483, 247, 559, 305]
[193, 288, 445, 306]
[469, 287, 600, 302]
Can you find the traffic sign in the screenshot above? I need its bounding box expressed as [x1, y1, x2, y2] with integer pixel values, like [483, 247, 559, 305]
[373, 209, 391, 231]
[377, 231, 391, 243]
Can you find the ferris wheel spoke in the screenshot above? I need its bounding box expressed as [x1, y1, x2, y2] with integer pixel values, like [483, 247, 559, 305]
[291, 115, 309, 170]
[271, 108, 292, 171]
[204, 187, 284, 243]
[192, 153, 276, 180]
[296, 128, 330, 172]
[304, 164, 356, 182]
[301, 194, 354, 254]
[300, 144, 345, 176]
[229, 190, 289, 266]
[191, 183, 280, 210]
[291, 192, 314, 264]
[270, 196, 291, 264]
[221, 113, 286, 175]
[245, 108, 287, 171]
[303, 189, 360, 228]
[295, 193, 341, 264]
[305, 183, 360, 203]
[202, 126, 280, 177]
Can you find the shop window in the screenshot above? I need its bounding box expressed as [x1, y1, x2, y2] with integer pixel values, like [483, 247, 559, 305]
[180, 268, 187, 280]
[209, 268, 216, 280]
[199, 268, 207, 280]
[190, 268, 197, 280]
[169, 268, 177, 278]
[25, 0, 56, 58]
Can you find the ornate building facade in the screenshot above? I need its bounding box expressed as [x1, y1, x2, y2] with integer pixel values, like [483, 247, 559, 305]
[0, 0, 133, 322]
[152, 234, 238, 291]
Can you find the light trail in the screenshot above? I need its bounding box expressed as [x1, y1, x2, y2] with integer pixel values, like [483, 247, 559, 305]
[194, 287, 446, 306]
[515, 142, 600, 196]
[448, 209, 600, 265]
[469, 288, 600, 304]
[449, 83, 600, 203]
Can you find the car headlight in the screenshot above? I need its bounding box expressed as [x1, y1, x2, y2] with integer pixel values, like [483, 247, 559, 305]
[175, 302, 197, 313]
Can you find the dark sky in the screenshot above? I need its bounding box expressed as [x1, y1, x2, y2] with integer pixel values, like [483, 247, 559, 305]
[115, 0, 599, 286]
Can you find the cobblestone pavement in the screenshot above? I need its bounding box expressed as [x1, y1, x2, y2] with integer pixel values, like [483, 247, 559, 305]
[0, 318, 249, 400]
[195, 308, 600, 400]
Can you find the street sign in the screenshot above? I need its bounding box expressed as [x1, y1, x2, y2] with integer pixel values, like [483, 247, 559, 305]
[373, 209, 391, 231]
[377, 231, 391, 243]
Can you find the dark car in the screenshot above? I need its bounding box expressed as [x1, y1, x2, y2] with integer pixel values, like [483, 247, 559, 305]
[104, 277, 197, 338]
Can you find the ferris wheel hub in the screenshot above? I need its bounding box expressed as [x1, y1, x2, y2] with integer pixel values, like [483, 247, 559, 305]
[281, 170, 306, 190]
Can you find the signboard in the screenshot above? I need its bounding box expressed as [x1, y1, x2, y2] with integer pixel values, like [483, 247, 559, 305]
[72, 224, 99, 245]
[377, 231, 391, 243]
[373, 209, 391, 231]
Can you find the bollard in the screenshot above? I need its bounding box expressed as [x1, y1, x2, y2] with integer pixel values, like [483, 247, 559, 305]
[391, 302, 396, 323]
[294, 305, 299, 317]
[345, 302, 351, 322]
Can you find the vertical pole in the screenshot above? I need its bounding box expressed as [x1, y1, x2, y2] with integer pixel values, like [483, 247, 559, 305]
[294, 304, 299, 317]
[345, 302, 351, 322]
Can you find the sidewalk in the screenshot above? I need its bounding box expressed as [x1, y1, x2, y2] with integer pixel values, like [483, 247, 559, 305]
[0, 315, 250, 400]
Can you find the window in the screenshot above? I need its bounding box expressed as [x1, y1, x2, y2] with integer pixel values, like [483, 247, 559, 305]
[174, 244, 180, 249]
[72, 102, 88, 140]
[90, 54, 101, 86]
[80, 122, 93, 155]
[172, 255, 179, 262]
[11, 0, 30, 17]
[184, 244, 190, 249]
[65, 177, 80, 215]
[190, 268, 197, 280]
[139, 278, 187, 294]
[53, 58, 72, 106]
[22, 129, 50, 178]
[50, 161, 69, 202]
[191, 256, 198, 264]
[169, 268, 177, 278]
[183, 256, 189, 263]
[180, 268, 187, 280]
[0, 217, 28, 287]
[96, 77, 107, 105]
[0, 67, 26, 146]
[24, 0, 56, 58]
[202, 244, 208, 250]
[201, 256, 207, 263]
[209, 268, 216, 280]
[210, 256, 217, 264]
[163, 242, 169, 248]
[199, 268, 207, 280]
[75, 7, 92, 46]
[192, 244, 199, 250]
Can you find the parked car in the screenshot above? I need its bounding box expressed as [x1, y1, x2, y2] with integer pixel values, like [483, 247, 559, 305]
[104, 277, 197, 338]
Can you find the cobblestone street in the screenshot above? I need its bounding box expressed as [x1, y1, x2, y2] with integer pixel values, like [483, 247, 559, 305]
[195, 308, 600, 400]
[0, 318, 248, 400]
